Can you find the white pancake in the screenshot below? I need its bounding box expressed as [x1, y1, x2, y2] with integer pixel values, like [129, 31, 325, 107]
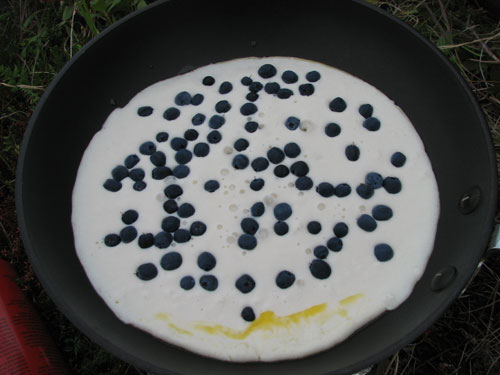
[72, 57, 440, 362]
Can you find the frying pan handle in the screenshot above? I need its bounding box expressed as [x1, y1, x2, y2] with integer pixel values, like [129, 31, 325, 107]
[487, 224, 500, 256]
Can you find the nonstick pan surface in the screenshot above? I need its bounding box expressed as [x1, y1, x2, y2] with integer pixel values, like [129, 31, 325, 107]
[16, 0, 497, 374]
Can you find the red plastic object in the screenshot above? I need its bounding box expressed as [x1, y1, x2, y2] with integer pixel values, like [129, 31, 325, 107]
[0, 259, 68, 374]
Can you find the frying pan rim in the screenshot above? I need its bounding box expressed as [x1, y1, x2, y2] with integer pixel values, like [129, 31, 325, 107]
[15, 0, 498, 374]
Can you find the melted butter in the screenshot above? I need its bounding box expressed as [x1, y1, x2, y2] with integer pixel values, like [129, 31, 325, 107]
[156, 294, 364, 340]
[195, 303, 328, 340]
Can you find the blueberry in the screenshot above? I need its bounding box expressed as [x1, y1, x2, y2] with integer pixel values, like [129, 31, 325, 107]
[250, 178, 265, 191]
[219, 81, 233, 94]
[175, 149, 193, 164]
[335, 183, 351, 197]
[250, 202, 265, 217]
[281, 70, 298, 84]
[245, 121, 259, 133]
[173, 165, 190, 178]
[138, 233, 154, 249]
[295, 176, 313, 190]
[314, 245, 328, 259]
[139, 141, 156, 155]
[235, 274, 256, 293]
[180, 276, 195, 290]
[309, 260, 331, 279]
[326, 237, 343, 252]
[359, 104, 373, 119]
[357, 214, 377, 232]
[277, 88, 293, 99]
[234, 138, 249, 151]
[190, 221, 207, 236]
[156, 132, 169, 142]
[345, 144, 360, 161]
[276, 270, 295, 289]
[162, 186, 181, 200]
[177, 203, 195, 218]
[136, 263, 158, 281]
[175, 91, 192, 106]
[160, 251, 182, 270]
[333, 222, 349, 238]
[192, 113, 206, 125]
[365, 172, 383, 189]
[194, 142, 210, 157]
[152, 166, 172, 180]
[306, 71, 321, 82]
[154, 231, 172, 248]
[356, 184, 374, 199]
[197, 251, 216, 271]
[164, 184, 183, 199]
[162, 216, 180, 232]
[391, 152, 407, 167]
[238, 234, 257, 250]
[249, 81, 263, 93]
[122, 209, 138, 224]
[191, 94, 204, 106]
[163, 107, 180, 121]
[174, 229, 191, 243]
[149, 151, 166, 167]
[240, 102, 258, 116]
[374, 244, 394, 262]
[372, 205, 393, 221]
[215, 100, 231, 113]
[267, 147, 285, 164]
[241, 76, 252, 86]
[383, 177, 402, 194]
[202, 76, 215, 86]
[258, 64, 277, 78]
[137, 106, 153, 116]
[264, 82, 280, 94]
[112, 165, 129, 181]
[184, 129, 199, 141]
[363, 117, 381, 131]
[325, 123, 341, 137]
[204, 179, 220, 192]
[274, 165, 289, 178]
[120, 226, 137, 243]
[124, 154, 140, 169]
[163, 199, 178, 213]
[199, 275, 218, 291]
[104, 234, 121, 247]
[329, 97, 347, 112]
[246, 92, 259, 102]
[316, 182, 335, 197]
[251, 157, 269, 172]
[290, 161, 309, 176]
[207, 130, 222, 144]
[298, 83, 315, 96]
[232, 154, 249, 170]
[284, 142, 301, 158]
[171, 137, 187, 151]
[241, 307, 256, 322]
[274, 221, 289, 236]
[307, 221, 322, 234]
[209, 115, 225, 129]
[274, 202, 292, 220]
[103, 179, 122, 192]
[133, 181, 147, 191]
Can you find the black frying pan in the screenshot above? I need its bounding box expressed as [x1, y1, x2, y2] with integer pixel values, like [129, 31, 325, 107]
[15, 0, 497, 374]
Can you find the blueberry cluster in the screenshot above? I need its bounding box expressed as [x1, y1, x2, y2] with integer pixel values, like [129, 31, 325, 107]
[356, 172, 402, 199]
[273, 203, 292, 236]
[357, 204, 393, 232]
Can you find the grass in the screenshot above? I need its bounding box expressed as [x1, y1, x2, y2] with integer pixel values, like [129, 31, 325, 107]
[0, 0, 499, 374]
